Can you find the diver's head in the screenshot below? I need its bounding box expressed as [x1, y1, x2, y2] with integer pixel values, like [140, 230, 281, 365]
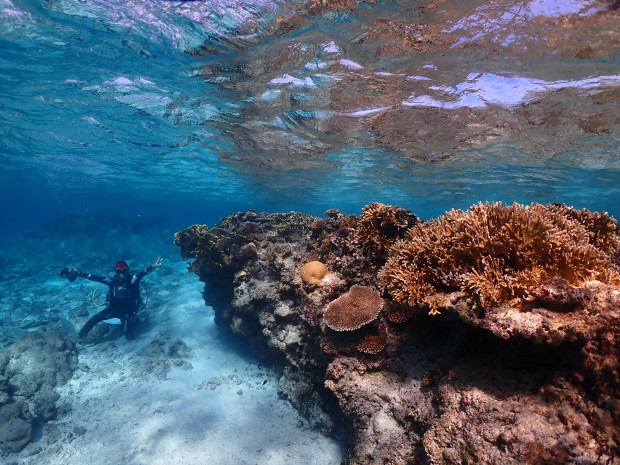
[115, 260, 129, 276]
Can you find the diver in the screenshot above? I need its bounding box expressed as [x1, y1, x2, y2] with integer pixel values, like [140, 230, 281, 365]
[59, 258, 162, 340]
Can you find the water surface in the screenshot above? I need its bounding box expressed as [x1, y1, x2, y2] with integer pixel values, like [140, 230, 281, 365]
[1, 0, 618, 230]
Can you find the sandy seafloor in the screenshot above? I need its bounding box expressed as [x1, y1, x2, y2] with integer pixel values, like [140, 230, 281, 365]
[1, 216, 343, 465]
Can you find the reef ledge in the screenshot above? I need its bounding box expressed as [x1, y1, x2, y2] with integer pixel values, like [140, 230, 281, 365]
[175, 203, 620, 465]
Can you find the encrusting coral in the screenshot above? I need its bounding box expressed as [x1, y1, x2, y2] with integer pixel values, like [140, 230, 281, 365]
[301, 260, 330, 286]
[324, 285, 383, 331]
[384, 301, 418, 323]
[379, 201, 620, 313]
[174, 212, 268, 277]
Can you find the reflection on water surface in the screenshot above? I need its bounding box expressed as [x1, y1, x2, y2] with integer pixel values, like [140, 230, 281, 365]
[0, 0, 618, 220]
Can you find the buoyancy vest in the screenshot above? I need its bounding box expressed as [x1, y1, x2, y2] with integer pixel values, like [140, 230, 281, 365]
[107, 275, 138, 308]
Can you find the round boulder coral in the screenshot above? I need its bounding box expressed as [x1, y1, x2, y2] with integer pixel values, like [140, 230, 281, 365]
[301, 261, 330, 286]
[324, 285, 383, 331]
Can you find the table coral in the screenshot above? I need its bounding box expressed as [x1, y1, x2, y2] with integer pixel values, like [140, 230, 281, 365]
[324, 285, 383, 331]
[379, 201, 620, 313]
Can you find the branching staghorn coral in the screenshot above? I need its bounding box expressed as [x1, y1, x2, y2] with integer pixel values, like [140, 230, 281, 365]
[357, 202, 420, 256]
[379, 202, 620, 313]
[544, 202, 620, 255]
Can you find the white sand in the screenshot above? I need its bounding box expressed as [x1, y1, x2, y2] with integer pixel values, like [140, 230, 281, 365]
[13, 260, 343, 465]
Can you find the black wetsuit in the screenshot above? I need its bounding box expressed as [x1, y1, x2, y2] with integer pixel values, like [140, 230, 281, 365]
[78, 265, 154, 339]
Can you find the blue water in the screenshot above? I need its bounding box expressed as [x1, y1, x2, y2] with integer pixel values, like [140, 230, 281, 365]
[0, 2, 618, 463]
[1, 0, 619, 235]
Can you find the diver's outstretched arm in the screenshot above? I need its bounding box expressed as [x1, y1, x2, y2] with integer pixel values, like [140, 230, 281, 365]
[135, 258, 163, 281]
[63, 267, 110, 284]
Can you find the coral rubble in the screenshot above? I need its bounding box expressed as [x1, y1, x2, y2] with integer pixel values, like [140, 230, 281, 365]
[176, 202, 620, 465]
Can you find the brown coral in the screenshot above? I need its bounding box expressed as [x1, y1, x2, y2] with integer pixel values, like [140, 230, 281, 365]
[178, 207, 620, 464]
[174, 224, 249, 273]
[301, 260, 330, 286]
[544, 202, 620, 255]
[356, 332, 387, 355]
[174, 224, 212, 259]
[385, 301, 417, 323]
[357, 202, 420, 255]
[324, 285, 383, 331]
[379, 202, 620, 312]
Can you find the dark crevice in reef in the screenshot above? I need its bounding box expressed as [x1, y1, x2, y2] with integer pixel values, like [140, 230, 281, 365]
[423, 312, 586, 387]
[201, 279, 234, 320]
[175, 204, 620, 465]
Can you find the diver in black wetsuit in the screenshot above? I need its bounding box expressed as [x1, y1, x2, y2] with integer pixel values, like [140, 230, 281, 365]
[60, 258, 162, 340]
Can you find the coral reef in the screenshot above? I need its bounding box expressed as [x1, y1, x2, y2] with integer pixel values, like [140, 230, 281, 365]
[323, 285, 382, 332]
[301, 260, 330, 286]
[0, 402, 33, 453]
[355, 332, 387, 355]
[379, 201, 620, 313]
[173, 221, 258, 276]
[176, 203, 620, 465]
[175, 211, 341, 430]
[356, 202, 420, 257]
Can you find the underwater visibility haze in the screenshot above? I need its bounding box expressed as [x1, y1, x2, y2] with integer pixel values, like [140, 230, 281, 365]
[0, 0, 619, 463]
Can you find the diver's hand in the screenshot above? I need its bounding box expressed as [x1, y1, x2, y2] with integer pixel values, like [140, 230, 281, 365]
[151, 257, 163, 269]
[62, 267, 80, 282]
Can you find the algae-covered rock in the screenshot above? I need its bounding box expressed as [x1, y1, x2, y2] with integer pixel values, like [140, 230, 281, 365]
[0, 401, 33, 453]
[0, 331, 77, 454]
[4, 331, 77, 397]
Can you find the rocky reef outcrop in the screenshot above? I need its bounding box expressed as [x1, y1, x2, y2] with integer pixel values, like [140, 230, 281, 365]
[175, 202, 620, 464]
[0, 331, 77, 454]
